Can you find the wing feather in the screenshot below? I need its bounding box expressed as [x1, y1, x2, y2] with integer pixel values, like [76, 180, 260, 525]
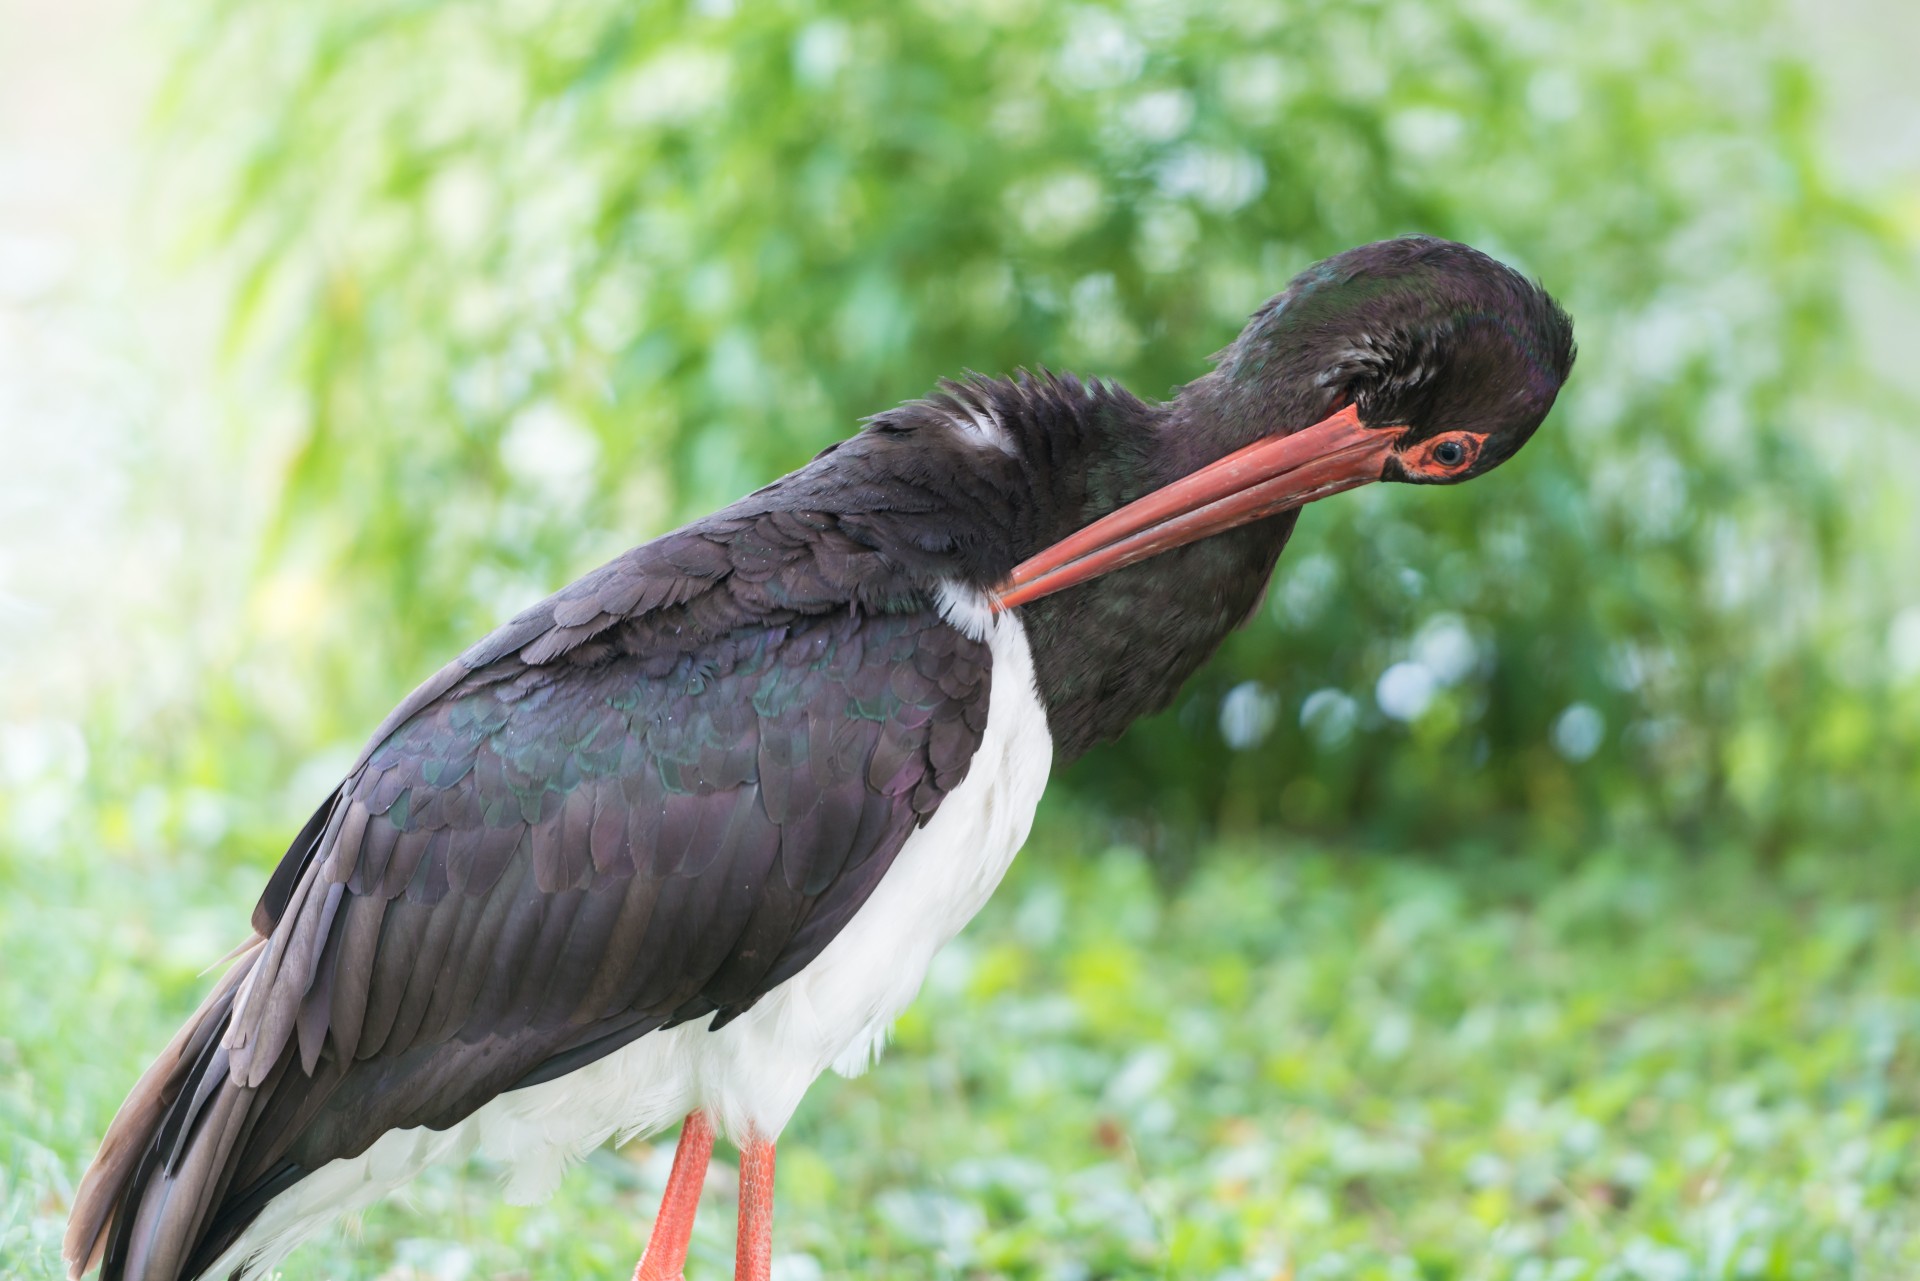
[86, 500, 999, 1281]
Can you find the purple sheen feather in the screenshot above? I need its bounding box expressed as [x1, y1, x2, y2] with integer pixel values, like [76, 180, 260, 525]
[649, 791, 704, 878]
[588, 782, 633, 876]
[570, 872, 666, 1022]
[327, 894, 387, 1063]
[928, 716, 975, 778]
[347, 818, 401, 896]
[549, 595, 605, 628]
[755, 729, 795, 823]
[458, 826, 525, 899]
[295, 885, 348, 1076]
[319, 801, 370, 886]
[675, 787, 763, 879]
[380, 828, 437, 900]
[348, 897, 429, 1060]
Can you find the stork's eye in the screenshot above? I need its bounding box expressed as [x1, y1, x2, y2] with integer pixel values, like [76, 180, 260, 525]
[1398, 430, 1484, 482]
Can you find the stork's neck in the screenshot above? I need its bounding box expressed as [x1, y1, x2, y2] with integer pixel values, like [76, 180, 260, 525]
[1015, 506, 1293, 761]
[1008, 383, 1302, 762]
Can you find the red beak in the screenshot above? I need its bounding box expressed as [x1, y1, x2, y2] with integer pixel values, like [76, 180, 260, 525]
[992, 405, 1394, 611]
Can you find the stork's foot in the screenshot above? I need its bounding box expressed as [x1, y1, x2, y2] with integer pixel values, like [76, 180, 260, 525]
[633, 1112, 714, 1281]
[735, 1135, 776, 1281]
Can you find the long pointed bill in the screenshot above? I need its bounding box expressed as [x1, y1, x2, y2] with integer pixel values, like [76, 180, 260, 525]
[992, 404, 1393, 611]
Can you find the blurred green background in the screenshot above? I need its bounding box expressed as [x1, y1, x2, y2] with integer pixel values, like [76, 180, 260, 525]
[3, 0, 1919, 1277]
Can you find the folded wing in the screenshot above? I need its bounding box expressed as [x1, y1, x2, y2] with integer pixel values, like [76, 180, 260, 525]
[68, 505, 992, 1281]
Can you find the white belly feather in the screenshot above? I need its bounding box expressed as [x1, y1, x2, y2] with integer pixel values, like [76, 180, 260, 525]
[213, 590, 1053, 1277]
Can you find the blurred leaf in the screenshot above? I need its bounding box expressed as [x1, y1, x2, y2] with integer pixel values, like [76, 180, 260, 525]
[134, 0, 1918, 851]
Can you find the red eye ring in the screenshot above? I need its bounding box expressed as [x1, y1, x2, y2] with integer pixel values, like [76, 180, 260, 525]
[1399, 431, 1482, 480]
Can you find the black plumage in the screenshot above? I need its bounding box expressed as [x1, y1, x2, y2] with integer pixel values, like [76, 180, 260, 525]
[69, 236, 1576, 1281]
[75, 436, 1013, 1281]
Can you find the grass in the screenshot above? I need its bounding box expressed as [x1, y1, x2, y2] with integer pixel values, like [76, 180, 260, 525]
[5, 817, 1920, 1280]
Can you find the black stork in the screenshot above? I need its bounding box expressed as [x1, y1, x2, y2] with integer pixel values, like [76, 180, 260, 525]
[65, 235, 1574, 1281]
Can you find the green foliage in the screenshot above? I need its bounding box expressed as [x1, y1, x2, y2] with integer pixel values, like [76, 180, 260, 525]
[148, 0, 1915, 849]
[8, 5, 1918, 1276]
[11, 824, 1920, 1279]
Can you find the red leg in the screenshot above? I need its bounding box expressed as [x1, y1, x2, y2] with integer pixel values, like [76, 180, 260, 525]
[633, 1112, 715, 1281]
[735, 1135, 777, 1281]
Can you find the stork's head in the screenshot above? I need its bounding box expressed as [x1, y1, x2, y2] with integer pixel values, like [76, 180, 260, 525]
[997, 236, 1576, 608]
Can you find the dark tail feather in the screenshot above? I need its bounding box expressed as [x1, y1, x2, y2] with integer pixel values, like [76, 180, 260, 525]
[64, 940, 274, 1281]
